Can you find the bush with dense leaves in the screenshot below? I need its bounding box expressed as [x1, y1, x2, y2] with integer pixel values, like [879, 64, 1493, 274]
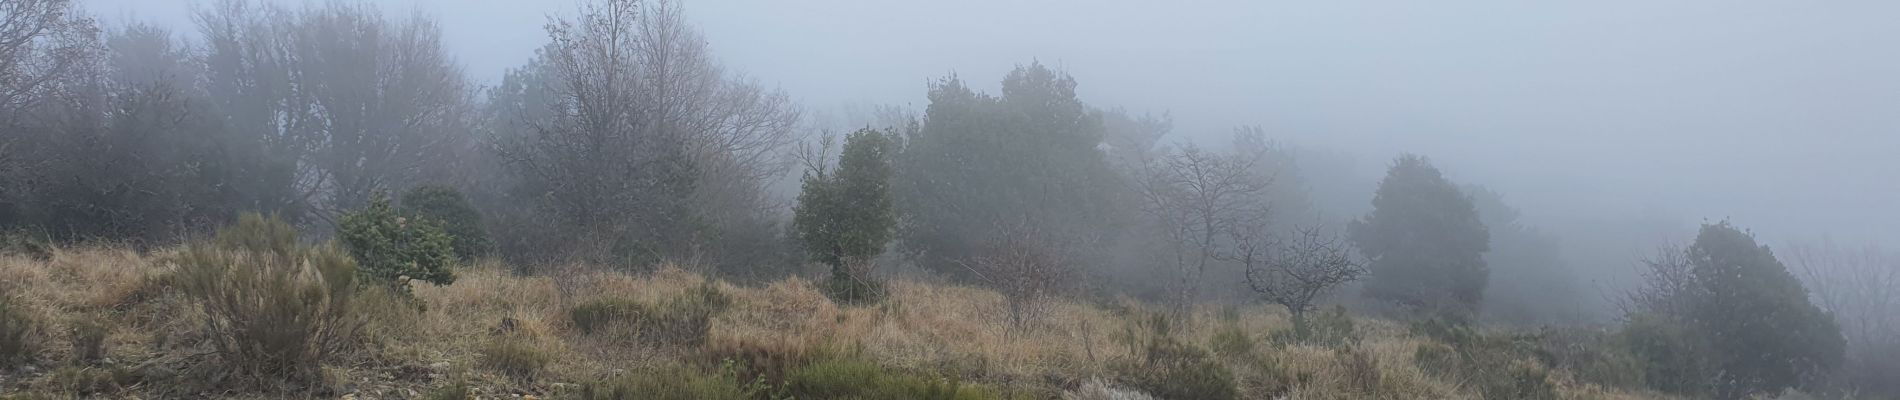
[400, 185, 491, 260]
[172, 213, 360, 386]
[338, 193, 456, 292]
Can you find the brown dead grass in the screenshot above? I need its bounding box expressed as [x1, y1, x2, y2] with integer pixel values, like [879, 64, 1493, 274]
[0, 247, 1675, 399]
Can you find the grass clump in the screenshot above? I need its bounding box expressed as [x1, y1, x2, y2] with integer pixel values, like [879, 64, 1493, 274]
[1207, 323, 1253, 359]
[0, 295, 38, 366]
[480, 335, 550, 380]
[172, 213, 361, 387]
[1410, 319, 1559, 400]
[569, 281, 731, 346]
[47, 365, 139, 396]
[67, 317, 106, 364]
[784, 357, 1017, 400]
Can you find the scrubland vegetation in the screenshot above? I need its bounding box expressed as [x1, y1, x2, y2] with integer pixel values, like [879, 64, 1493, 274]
[1, 0, 1895, 399]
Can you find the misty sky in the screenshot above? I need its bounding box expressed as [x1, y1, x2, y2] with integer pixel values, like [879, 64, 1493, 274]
[87, 0, 1900, 268]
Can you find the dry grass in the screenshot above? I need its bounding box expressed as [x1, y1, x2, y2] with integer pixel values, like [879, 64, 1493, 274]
[0, 247, 1675, 399]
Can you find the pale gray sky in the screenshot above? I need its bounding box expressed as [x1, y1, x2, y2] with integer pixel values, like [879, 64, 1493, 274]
[86, 0, 1900, 271]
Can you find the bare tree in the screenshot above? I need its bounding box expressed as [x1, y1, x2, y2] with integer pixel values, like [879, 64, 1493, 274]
[497, 0, 798, 268]
[1133, 129, 1275, 317]
[1617, 243, 1698, 319]
[961, 223, 1079, 332]
[1785, 239, 1900, 395]
[1233, 225, 1364, 334]
[0, 0, 94, 119]
[196, 0, 475, 222]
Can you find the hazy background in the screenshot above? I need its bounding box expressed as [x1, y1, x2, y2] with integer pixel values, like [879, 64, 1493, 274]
[86, 0, 1900, 298]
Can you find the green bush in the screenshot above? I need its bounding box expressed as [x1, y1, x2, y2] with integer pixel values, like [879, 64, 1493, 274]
[338, 193, 455, 292]
[0, 295, 38, 366]
[480, 336, 549, 380]
[569, 281, 731, 346]
[172, 213, 360, 386]
[400, 185, 492, 261]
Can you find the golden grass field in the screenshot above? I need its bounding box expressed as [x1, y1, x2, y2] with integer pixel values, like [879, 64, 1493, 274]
[0, 247, 1683, 399]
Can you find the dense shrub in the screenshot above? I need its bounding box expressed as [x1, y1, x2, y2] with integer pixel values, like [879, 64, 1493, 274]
[338, 193, 456, 292]
[569, 281, 731, 346]
[172, 213, 361, 386]
[0, 295, 39, 366]
[400, 185, 492, 261]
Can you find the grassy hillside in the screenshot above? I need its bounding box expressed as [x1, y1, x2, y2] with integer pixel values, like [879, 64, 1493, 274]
[0, 247, 1679, 399]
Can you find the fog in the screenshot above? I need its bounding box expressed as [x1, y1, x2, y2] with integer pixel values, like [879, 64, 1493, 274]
[84, 0, 1897, 301]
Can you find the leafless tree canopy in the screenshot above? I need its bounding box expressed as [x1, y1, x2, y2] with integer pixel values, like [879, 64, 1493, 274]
[961, 224, 1079, 331]
[1133, 129, 1276, 315]
[196, 0, 474, 220]
[1238, 225, 1365, 322]
[1785, 240, 1900, 354]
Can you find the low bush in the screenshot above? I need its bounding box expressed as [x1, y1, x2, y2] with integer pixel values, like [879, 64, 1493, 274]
[569, 281, 731, 346]
[172, 213, 361, 386]
[337, 193, 456, 293]
[0, 295, 39, 366]
[400, 185, 492, 261]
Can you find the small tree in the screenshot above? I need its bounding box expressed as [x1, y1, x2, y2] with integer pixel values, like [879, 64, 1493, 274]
[961, 224, 1078, 332]
[1233, 225, 1365, 338]
[793, 128, 896, 303]
[1349, 154, 1488, 321]
[401, 185, 491, 260]
[338, 193, 456, 293]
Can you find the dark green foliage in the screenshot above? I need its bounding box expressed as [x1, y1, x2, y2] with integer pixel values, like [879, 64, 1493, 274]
[338, 193, 456, 292]
[1350, 154, 1489, 321]
[400, 185, 492, 260]
[1619, 313, 1714, 395]
[794, 128, 897, 270]
[895, 62, 1122, 281]
[568, 281, 731, 346]
[0, 295, 38, 366]
[1620, 222, 1847, 397]
[480, 336, 549, 380]
[172, 213, 360, 386]
[1684, 222, 1845, 398]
